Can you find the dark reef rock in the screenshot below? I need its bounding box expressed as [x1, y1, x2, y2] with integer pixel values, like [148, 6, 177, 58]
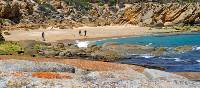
[12, 41, 197, 62]
[174, 45, 193, 53]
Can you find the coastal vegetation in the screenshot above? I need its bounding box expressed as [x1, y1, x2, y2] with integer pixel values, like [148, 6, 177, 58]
[174, 26, 200, 31]
[0, 42, 23, 55]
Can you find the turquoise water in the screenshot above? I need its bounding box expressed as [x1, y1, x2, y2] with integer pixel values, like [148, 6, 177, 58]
[96, 32, 200, 47]
[95, 32, 200, 72]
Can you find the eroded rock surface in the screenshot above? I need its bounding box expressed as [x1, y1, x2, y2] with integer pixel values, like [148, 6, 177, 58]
[0, 59, 198, 88]
[1, 1, 200, 29]
[0, 59, 75, 73]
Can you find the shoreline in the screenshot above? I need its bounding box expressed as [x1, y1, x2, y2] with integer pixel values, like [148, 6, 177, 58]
[3, 26, 184, 42]
[75, 30, 198, 41]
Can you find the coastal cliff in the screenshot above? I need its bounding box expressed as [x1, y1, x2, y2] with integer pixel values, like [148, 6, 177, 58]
[0, 0, 200, 29]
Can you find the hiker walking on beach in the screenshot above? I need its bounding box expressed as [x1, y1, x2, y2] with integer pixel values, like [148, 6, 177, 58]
[42, 32, 45, 41]
[0, 23, 3, 30]
[84, 30, 87, 36]
[79, 30, 82, 36]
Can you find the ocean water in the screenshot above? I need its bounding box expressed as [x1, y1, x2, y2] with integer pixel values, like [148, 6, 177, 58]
[96, 32, 200, 47]
[95, 32, 200, 72]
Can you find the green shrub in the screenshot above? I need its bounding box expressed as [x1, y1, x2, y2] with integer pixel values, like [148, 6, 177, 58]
[33, 0, 43, 4]
[0, 42, 23, 55]
[193, 26, 200, 29]
[38, 3, 56, 13]
[33, 44, 50, 51]
[62, 0, 92, 11]
[174, 26, 191, 31]
[38, 3, 57, 17]
[108, 0, 117, 6]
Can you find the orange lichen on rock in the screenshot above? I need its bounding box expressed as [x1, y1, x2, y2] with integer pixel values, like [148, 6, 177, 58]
[32, 72, 72, 79]
[0, 55, 145, 72]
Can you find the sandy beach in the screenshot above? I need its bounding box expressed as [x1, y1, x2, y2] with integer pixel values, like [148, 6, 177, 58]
[3, 26, 180, 42]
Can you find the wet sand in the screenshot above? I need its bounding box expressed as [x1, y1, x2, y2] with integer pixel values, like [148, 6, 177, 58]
[3, 26, 180, 42]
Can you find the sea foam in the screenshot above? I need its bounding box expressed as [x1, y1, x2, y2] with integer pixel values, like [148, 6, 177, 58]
[161, 57, 184, 62]
[139, 54, 155, 58]
[195, 47, 200, 50]
[196, 60, 200, 63]
[75, 40, 90, 48]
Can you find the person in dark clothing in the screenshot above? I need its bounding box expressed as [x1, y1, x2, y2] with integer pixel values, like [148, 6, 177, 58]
[0, 23, 5, 41]
[84, 30, 87, 36]
[79, 30, 82, 36]
[0, 23, 3, 29]
[42, 32, 45, 41]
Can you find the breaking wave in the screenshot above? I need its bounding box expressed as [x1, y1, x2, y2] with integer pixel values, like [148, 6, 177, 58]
[75, 40, 90, 48]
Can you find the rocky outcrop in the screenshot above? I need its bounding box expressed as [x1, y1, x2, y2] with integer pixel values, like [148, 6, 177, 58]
[0, 59, 75, 73]
[174, 45, 193, 52]
[0, 59, 199, 87]
[2, 41, 196, 62]
[19, 40, 48, 56]
[26, 42, 160, 61]
[0, 1, 22, 23]
[1, 1, 200, 29]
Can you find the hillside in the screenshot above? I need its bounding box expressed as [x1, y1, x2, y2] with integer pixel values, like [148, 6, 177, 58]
[0, 0, 200, 30]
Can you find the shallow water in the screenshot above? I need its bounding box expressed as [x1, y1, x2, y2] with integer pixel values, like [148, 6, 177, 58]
[95, 32, 200, 72]
[96, 32, 200, 47]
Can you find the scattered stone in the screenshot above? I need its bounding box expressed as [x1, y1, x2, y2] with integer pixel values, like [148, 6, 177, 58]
[174, 45, 193, 52]
[19, 40, 47, 55]
[3, 31, 11, 35]
[58, 51, 65, 57]
[91, 50, 121, 61]
[43, 50, 59, 57]
[152, 47, 167, 56]
[56, 43, 65, 48]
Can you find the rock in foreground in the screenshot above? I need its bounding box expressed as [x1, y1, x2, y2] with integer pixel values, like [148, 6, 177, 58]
[0, 58, 198, 88]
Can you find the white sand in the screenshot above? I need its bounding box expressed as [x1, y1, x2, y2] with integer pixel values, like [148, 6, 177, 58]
[3, 26, 178, 42]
